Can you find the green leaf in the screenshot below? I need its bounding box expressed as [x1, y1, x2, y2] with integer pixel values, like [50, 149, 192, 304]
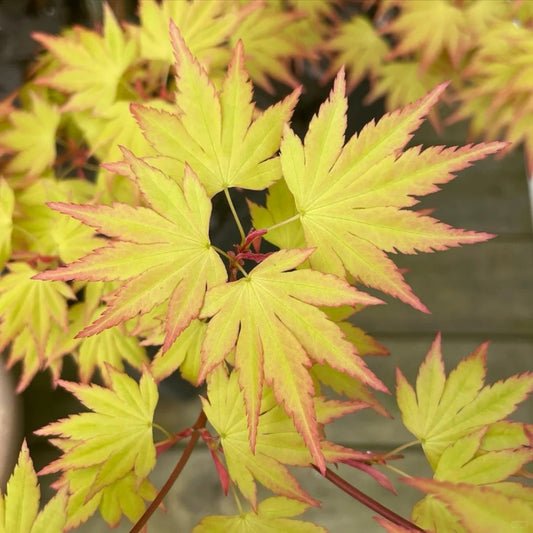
[199, 248, 385, 471]
[281, 72, 504, 311]
[0, 179, 14, 269]
[35, 365, 158, 500]
[193, 496, 326, 533]
[35, 152, 226, 351]
[396, 333, 533, 468]
[131, 24, 300, 197]
[0, 92, 61, 176]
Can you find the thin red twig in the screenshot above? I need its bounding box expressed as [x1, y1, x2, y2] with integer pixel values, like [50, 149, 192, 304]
[312, 465, 425, 532]
[130, 410, 208, 533]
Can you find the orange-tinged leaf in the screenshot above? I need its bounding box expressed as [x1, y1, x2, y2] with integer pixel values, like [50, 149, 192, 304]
[132, 24, 300, 197]
[199, 248, 385, 471]
[33, 4, 137, 112]
[35, 152, 226, 350]
[0, 440, 68, 533]
[35, 366, 158, 500]
[406, 478, 533, 533]
[202, 367, 368, 509]
[193, 496, 326, 533]
[281, 72, 503, 311]
[396, 334, 533, 468]
[1, 440, 39, 533]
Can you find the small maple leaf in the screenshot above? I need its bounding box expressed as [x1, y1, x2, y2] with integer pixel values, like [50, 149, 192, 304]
[193, 496, 327, 533]
[280, 71, 505, 312]
[396, 333, 533, 469]
[0, 440, 68, 533]
[198, 248, 386, 472]
[0, 91, 61, 176]
[131, 22, 300, 197]
[35, 365, 158, 501]
[35, 150, 226, 351]
[33, 4, 137, 113]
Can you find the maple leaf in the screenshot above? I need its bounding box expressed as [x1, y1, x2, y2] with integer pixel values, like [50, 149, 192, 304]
[385, 0, 472, 71]
[193, 496, 326, 533]
[406, 478, 533, 533]
[280, 71, 505, 311]
[131, 23, 300, 197]
[396, 333, 533, 469]
[0, 91, 61, 176]
[0, 179, 14, 269]
[202, 367, 372, 509]
[198, 248, 385, 472]
[0, 262, 74, 359]
[134, 0, 246, 71]
[229, 2, 306, 93]
[325, 14, 389, 92]
[0, 440, 68, 533]
[35, 365, 158, 501]
[13, 178, 103, 264]
[35, 150, 226, 351]
[33, 4, 137, 112]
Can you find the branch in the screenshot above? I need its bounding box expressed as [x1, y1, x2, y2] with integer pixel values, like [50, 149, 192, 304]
[130, 410, 208, 533]
[313, 465, 425, 532]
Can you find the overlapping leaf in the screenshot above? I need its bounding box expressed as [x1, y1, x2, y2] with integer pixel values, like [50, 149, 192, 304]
[35, 150, 226, 351]
[193, 496, 326, 533]
[0, 440, 67, 533]
[35, 365, 158, 501]
[0, 179, 14, 269]
[202, 367, 372, 509]
[280, 71, 505, 311]
[0, 91, 61, 176]
[396, 333, 533, 468]
[33, 4, 137, 112]
[198, 248, 386, 471]
[131, 23, 300, 197]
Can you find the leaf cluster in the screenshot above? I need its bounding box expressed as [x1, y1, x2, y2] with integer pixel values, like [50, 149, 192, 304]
[0, 2, 530, 532]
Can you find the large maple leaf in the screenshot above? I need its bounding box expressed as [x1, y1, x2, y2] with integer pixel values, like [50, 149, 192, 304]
[35, 150, 226, 351]
[131, 22, 300, 197]
[198, 248, 386, 471]
[280, 71, 505, 311]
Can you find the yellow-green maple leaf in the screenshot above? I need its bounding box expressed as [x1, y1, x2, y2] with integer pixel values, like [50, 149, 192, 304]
[280, 72, 504, 311]
[35, 151, 226, 351]
[406, 478, 533, 533]
[386, 0, 472, 71]
[131, 23, 299, 197]
[33, 4, 137, 112]
[135, 0, 244, 72]
[0, 440, 67, 533]
[198, 248, 385, 471]
[202, 367, 371, 508]
[396, 333, 533, 468]
[0, 91, 61, 176]
[0, 179, 14, 269]
[0, 262, 74, 358]
[325, 14, 389, 92]
[35, 365, 158, 501]
[193, 496, 326, 533]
